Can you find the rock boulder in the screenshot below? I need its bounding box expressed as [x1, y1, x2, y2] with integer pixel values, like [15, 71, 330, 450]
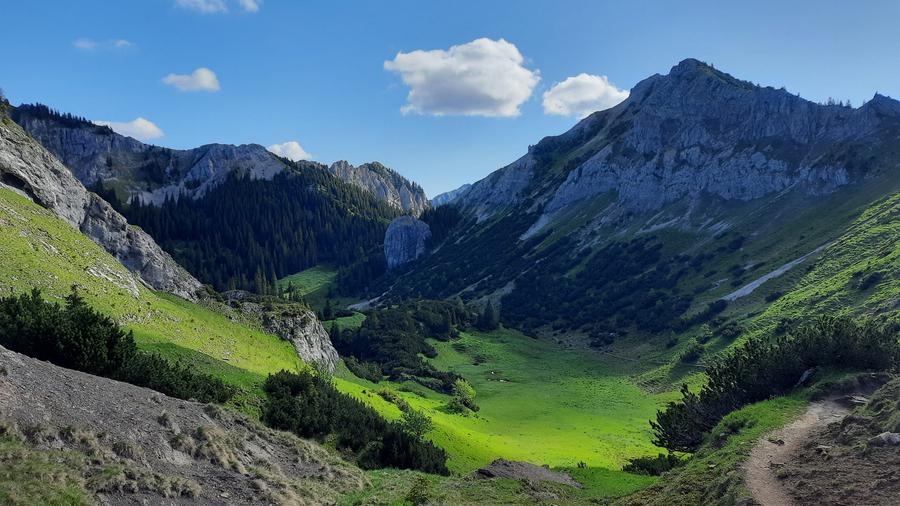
[384, 216, 431, 269]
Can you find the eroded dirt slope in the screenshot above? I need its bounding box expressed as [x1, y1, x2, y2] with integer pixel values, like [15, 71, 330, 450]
[0, 345, 364, 505]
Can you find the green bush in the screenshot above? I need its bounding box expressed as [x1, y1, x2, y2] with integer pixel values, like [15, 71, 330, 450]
[262, 370, 449, 475]
[0, 288, 234, 404]
[622, 453, 685, 476]
[651, 316, 900, 452]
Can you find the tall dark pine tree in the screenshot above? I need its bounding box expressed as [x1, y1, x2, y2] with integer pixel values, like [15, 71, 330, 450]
[476, 301, 500, 332]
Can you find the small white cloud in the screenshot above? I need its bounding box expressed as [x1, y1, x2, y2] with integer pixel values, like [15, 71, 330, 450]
[74, 39, 98, 50]
[268, 142, 312, 161]
[74, 38, 134, 51]
[542, 73, 629, 117]
[239, 0, 261, 12]
[175, 0, 227, 13]
[384, 38, 540, 117]
[162, 68, 221, 92]
[93, 118, 164, 140]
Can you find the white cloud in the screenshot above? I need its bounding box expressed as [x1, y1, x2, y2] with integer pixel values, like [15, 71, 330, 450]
[384, 38, 540, 117]
[93, 118, 164, 140]
[162, 68, 221, 92]
[74, 38, 133, 50]
[542, 73, 629, 117]
[74, 39, 98, 50]
[175, 0, 227, 13]
[239, 0, 261, 12]
[267, 142, 312, 161]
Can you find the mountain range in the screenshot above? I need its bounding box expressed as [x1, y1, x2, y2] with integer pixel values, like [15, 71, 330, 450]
[4, 58, 900, 505]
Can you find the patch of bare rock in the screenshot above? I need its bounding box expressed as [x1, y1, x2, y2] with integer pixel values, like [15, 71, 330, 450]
[474, 458, 582, 489]
[0, 344, 364, 505]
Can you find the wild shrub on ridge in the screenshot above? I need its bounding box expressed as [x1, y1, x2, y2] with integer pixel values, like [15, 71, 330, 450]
[652, 316, 900, 452]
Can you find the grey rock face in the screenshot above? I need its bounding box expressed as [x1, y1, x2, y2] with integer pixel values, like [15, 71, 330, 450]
[430, 183, 472, 207]
[455, 58, 899, 231]
[136, 143, 286, 206]
[14, 111, 431, 219]
[384, 216, 431, 269]
[264, 311, 340, 373]
[329, 160, 429, 216]
[0, 116, 203, 301]
[455, 154, 537, 221]
[13, 114, 286, 206]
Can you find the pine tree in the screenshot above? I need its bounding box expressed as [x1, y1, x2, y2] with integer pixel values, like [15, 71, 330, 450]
[476, 301, 499, 331]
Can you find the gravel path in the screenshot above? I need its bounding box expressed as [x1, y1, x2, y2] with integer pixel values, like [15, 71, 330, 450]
[743, 399, 851, 506]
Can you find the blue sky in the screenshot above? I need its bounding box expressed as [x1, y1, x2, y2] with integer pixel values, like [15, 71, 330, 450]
[3, 1, 900, 197]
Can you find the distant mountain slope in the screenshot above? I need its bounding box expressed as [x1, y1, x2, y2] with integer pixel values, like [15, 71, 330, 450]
[430, 183, 472, 207]
[12, 104, 429, 216]
[457, 58, 898, 226]
[376, 59, 900, 338]
[11, 104, 285, 206]
[117, 158, 402, 292]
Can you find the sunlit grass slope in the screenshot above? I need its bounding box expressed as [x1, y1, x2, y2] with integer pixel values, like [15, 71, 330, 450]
[276, 264, 358, 311]
[0, 189, 302, 390]
[334, 324, 680, 474]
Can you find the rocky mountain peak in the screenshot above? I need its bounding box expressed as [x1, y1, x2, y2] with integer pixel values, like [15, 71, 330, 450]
[455, 59, 900, 233]
[327, 160, 429, 216]
[10, 105, 288, 206]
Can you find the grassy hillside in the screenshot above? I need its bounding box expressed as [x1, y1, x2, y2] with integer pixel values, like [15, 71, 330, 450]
[0, 189, 303, 396]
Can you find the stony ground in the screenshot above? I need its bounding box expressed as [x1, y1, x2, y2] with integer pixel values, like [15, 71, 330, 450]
[744, 399, 851, 506]
[0, 345, 364, 505]
[745, 375, 900, 506]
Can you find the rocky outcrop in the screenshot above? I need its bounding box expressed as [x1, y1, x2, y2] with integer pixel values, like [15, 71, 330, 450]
[474, 459, 582, 488]
[133, 143, 285, 206]
[384, 216, 431, 269]
[264, 311, 340, 373]
[455, 59, 900, 231]
[329, 160, 429, 216]
[430, 183, 472, 207]
[0, 114, 203, 300]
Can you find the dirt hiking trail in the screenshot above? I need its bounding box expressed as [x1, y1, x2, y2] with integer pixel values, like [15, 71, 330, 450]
[743, 399, 852, 506]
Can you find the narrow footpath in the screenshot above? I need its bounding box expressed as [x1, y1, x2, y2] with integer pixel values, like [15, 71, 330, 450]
[743, 399, 851, 506]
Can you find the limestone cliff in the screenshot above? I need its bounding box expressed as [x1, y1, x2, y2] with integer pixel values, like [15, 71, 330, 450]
[455, 59, 900, 233]
[329, 160, 429, 216]
[13, 108, 430, 217]
[0, 113, 203, 300]
[384, 216, 431, 269]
